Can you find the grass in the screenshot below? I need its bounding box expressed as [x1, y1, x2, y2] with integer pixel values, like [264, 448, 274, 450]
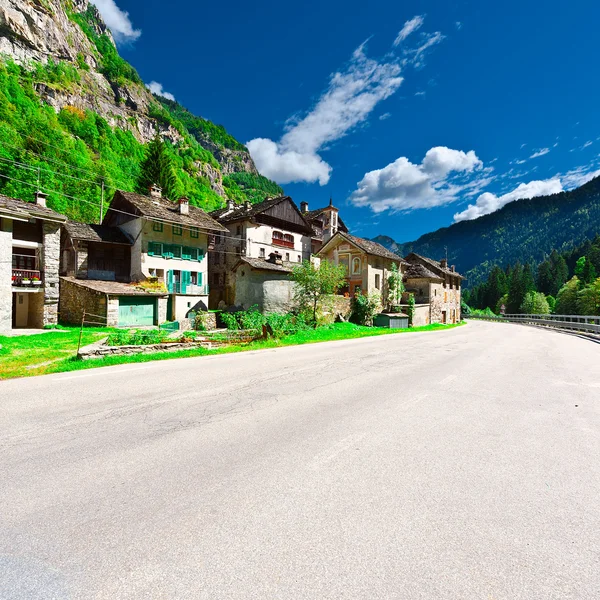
[0, 322, 465, 380]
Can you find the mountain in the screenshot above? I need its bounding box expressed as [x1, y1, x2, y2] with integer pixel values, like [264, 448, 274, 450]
[0, 0, 282, 222]
[373, 176, 600, 286]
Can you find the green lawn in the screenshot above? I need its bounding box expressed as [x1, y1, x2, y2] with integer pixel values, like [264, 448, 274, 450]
[0, 322, 465, 380]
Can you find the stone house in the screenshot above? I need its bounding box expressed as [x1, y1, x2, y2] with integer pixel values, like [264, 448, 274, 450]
[403, 253, 464, 325]
[0, 191, 65, 331]
[101, 186, 227, 323]
[208, 196, 314, 308]
[317, 231, 407, 300]
[300, 198, 349, 254]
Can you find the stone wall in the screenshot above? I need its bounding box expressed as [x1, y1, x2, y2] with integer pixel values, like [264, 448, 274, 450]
[60, 277, 108, 325]
[321, 295, 352, 324]
[234, 267, 296, 313]
[0, 223, 13, 330]
[42, 222, 61, 326]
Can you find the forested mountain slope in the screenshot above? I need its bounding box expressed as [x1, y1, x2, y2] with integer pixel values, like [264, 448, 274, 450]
[373, 176, 600, 286]
[0, 0, 281, 222]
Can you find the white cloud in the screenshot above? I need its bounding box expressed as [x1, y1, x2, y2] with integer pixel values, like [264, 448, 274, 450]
[530, 147, 550, 159]
[560, 164, 600, 188]
[415, 91, 426, 96]
[379, 112, 391, 120]
[247, 44, 403, 185]
[405, 32, 445, 68]
[455, 21, 463, 30]
[453, 178, 563, 222]
[581, 140, 593, 149]
[146, 81, 175, 101]
[349, 146, 483, 213]
[92, 0, 141, 43]
[394, 15, 425, 46]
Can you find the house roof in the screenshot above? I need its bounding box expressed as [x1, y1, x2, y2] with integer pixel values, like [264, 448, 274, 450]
[405, 252, 465, 279]
[113, 190, 227, 232]
[303, 205, 349, 235]
[61, 277, 168, 296]
[64, 221, 133, 245]
[0, 194, 67, 223]
[319, 231, 407, 263]
[404, 263, 444, 281]
[232, 256, 295, 274]
[210, 196, 286, 222]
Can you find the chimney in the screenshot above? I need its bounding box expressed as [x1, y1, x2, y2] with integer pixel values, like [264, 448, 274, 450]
[227, 199, 235, 211]
[440, 258, 448, 269]
[35, 190, 47, 208]
[267, 251, 283, 265]
[451, 265, 455, 272]
[149, 184, 162, 198]
[178, 197, 189, 215]
[244, 200, 252, 210]
[300, 201, 309, 213]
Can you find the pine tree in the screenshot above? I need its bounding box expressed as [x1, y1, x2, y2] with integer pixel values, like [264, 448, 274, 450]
[581, 257, 597, 285]
[507, 262, 526, 313]
[536, 259, 554, 295]
[137, 135, 180, 199]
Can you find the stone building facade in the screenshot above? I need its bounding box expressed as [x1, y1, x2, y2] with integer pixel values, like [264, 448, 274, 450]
[0, 192, 66, 331]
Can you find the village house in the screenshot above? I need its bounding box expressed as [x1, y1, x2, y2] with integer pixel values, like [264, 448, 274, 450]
[403, 253, 464, 325]
[1, 191, 65, 330]
[317, 231, 407, 300]
[209, 196, 314, 309]
[300, 198, 349, 254]
[59, 185, 227, 327]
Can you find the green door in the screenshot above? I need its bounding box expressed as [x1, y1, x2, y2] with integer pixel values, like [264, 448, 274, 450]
[118, 297, 157, 327]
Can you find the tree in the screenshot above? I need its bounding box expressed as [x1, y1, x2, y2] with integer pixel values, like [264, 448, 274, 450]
[483, 265, 508, 311]
[574, 256, 587, 280]
[350, 291, 381, 326]
[137, 134, 180, 199]
[536, 259, 554, 295]
[555, 276, 580, 315]
[387, 263, 405, 308]
[495, 293, 509, 315]
[581, 258, 597, 285]
[577, 278, 600, 315]
[291, 260, 347, 327]
[406, 293, 416, 326]
[546, 295, 556, 314]
[520, 291, 550, 315]
[507, 262, 527, 313]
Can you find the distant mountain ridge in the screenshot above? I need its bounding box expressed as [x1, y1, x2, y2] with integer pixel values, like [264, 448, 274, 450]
[372, 176, 600, 286]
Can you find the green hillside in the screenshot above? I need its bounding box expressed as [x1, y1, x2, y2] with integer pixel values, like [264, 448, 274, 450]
[0, 2, 282, 223]
[374, 176, 600, 286]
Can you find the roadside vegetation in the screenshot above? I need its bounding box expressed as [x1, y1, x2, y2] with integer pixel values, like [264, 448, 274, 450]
[0, 321, 465, 381]
[464, 235, 600, 316]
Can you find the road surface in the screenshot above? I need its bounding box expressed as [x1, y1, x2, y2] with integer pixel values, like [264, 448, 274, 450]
[1, 321, 599, 599]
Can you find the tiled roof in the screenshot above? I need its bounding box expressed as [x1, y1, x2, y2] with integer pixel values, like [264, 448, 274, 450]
[0, 194, 67, 222]
[322, 232, 407, 262]
[114, 190, 227, 232]
[303, 205, 349, 235]
[405, 252, 465, 279]
[404, 263, 443, 280]
[210, 196, 288, 222]
[232, 256, 295, 273]
[61, 277, 168, 296]
[64, 221, 132, 244]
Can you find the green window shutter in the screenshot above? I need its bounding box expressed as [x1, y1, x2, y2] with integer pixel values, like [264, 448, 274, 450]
[197, 271, 203, 285]
[167, 270, 174, 293]
[172, 245, 182, 259]
[189, 247, 198, 261]
[197, 248, 205, 261]
[182, 271, 191, 294]
[182, 246, 192, 260]
[162, 244, 174, 259]
[148, 242, 161, 256]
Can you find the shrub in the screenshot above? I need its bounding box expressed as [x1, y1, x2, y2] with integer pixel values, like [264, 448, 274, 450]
[107, 329, 169, 346]
[350, 291, 381, 326]
[265, 312, 309, 337]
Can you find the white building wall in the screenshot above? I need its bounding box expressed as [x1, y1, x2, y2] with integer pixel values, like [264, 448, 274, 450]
[245, 223, 310, 263]
[0, 220, 13, 330]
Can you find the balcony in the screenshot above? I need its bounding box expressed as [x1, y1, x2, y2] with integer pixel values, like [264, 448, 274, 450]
[272, 237, 294, 249]
[167, 282, 210, 295]
[12, 269, 43, 288]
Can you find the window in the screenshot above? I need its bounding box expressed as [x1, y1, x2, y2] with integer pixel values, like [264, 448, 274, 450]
[259, 248, 265, 258]
[182, 246, 193, 260]
[297, 255, 301, 262]
[444, 292, 448, 302]
[190, 227, 199, 239]
[152, 221, 163, 233]
[272, 231, 294, 248]
[236, 225, 242, 235]
[285, 253, 290, 261]
[352, 257, 362, 275]
[148, 241, 162, 256]
[375, 274, 380, 289]
[190, 272, 197, 285]
[173, 224, 183, 236]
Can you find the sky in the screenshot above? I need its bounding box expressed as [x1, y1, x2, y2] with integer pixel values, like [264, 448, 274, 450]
[96, 0, 600, 242]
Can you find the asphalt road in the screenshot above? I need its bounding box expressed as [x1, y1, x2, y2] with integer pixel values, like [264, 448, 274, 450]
[1, 321, 599, 599]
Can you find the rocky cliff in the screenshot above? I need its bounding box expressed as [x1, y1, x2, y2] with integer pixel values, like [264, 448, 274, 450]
[0, 0, 270, 207]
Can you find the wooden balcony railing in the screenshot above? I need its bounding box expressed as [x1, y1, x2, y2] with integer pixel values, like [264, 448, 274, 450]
[272, 238, 294, 249]
[12, 269, 43, 287]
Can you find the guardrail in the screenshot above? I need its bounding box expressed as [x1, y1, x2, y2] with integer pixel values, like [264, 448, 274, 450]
[467, 313, 600, 335]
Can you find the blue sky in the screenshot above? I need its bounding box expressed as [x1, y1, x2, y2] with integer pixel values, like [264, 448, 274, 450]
[97, 0, 600, 242]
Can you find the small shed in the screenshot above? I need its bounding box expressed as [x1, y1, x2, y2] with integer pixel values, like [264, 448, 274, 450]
[374, 312, 409, 329]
